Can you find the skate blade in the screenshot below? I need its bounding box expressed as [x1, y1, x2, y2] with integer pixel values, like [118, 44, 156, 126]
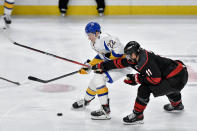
[123, 120, 144, 125]
[164, 108, 184, 112]
[164, 110, 184, 114]
[91, 115, 111, 120]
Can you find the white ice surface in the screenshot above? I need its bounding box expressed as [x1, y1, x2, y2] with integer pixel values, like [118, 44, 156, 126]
[0, 15, 197, 131]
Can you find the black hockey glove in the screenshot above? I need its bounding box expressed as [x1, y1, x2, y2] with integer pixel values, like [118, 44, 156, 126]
[92, 62, 104, 74]
[104, 52, 111, 58]
[124, 73, 143, 86]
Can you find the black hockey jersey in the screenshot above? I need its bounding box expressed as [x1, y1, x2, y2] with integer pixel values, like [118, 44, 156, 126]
[102, 49, 185, 86]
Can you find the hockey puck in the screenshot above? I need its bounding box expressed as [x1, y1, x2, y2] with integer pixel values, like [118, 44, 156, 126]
[57, 113, 63, 116]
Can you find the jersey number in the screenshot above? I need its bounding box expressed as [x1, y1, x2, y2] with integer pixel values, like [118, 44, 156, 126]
[107, 40, 116, 48]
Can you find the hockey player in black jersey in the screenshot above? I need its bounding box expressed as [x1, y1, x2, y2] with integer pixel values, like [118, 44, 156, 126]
[92, 41, 188, 124]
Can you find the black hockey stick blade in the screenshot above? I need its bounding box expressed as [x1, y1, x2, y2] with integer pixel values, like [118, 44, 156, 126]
[28, 76, 47, 83]
[9, 81, 20, 85]
[0, 77, 20, 86]
[13, 82, 20, 85]
[28, 70, 78, 83]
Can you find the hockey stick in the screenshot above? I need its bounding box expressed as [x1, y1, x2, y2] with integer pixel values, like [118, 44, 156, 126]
[10, 41, 89, 68]
[28, 70, 79, 83]
[0, 77, 20, 85]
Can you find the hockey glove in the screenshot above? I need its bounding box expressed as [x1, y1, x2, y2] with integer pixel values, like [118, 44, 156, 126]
[78, 59, 91, 74]
[104, 52, 111, 58]
[124, 73, 142, 86]
[92, 62, 104, 74]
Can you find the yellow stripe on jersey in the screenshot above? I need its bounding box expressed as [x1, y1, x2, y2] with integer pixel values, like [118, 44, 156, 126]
[97, 86, 108, 97]
[86, 88, 96, 96]
[4, 2, 14, 9]
[89, 58, 103, 66]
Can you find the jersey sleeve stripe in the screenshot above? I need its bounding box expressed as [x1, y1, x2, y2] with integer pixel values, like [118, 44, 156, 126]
[113, 59, 121, 68]
[117, 58, 125, 68]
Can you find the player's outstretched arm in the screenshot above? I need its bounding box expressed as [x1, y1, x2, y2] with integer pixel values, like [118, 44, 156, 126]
[92, 58, 130, 71]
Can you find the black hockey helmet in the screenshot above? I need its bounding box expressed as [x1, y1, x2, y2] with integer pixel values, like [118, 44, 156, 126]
[124, 41, 141, 56]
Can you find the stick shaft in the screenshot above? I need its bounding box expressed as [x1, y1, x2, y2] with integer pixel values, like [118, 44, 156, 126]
[13, 42, 89, 67]
[46, 71, 78, 83]
[0, 77, 20, 85]
[28, 71, 78, 83]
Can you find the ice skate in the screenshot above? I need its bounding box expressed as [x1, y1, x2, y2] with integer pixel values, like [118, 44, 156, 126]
[91, 104, 111, 120]
[60, 9, 66, 17]
[72, 98, 90, 109]
[2, 14, 11, 28]
[164, 102, 184, 111]
[3, 14, 11, 24]
[98, 8, 104, 16]
[123, 113, 144, 125]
